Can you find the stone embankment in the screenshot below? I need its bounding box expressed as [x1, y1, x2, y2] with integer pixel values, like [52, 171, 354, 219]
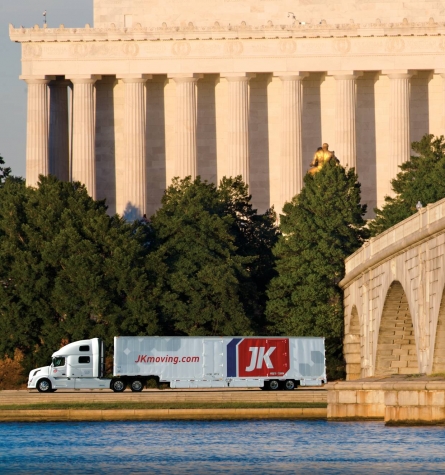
[0, 388, 327, 421]
[327, 376, 445, 425]
[0, 407, 326, 421]
[0, 387, 327, 405]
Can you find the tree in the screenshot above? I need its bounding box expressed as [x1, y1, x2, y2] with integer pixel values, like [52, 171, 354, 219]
[0, 154, 12, 187]
[370, 134, 445, 236]
[218, 176, 279, 332]
[266, 159, 369, 377]
[0, 175, 158, 372]
[149, 176, 255, 336]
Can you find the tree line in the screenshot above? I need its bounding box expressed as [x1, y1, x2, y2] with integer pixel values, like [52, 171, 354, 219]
[1, 134, 442, 386]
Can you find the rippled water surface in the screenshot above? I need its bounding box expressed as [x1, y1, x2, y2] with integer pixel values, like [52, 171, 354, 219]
[1, 420, 445, 474]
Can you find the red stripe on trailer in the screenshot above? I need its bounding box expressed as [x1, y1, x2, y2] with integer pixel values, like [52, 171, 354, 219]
[237, 338, 290, 378]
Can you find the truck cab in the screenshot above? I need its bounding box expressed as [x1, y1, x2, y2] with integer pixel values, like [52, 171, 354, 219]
[28, 338, 109, 392]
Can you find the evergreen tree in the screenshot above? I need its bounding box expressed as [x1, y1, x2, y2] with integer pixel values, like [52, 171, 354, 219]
[218, 176, 279, 332]
[149, 176, 253, 336]
[370, 134, 445, 236]
[0, 175, 158, 372]
[0, 154, 12, 187]
[266, 159, 369, 377]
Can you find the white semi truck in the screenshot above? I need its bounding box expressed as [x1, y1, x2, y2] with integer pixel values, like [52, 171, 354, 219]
[28, 336, 326, 393]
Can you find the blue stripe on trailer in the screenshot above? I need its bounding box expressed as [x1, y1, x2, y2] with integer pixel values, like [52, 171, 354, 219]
[227, 338, 242, 377]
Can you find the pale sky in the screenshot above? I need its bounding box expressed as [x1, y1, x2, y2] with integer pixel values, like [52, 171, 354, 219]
[0, 1, 93, 178]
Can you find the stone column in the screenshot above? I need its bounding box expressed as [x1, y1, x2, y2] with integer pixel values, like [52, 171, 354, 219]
[224, 73, 256, 184]
[329, 71, 362, 169]
[383, 70, 415, 195]
[21, 76, 54, 187]
[67, 75, 101, 199]
[169, 74, 203, 179]
[49, 79, 70, 181]
[435, 70, 445, 134]
[118, 74, 152, 220]
[275, 72, 308, 210]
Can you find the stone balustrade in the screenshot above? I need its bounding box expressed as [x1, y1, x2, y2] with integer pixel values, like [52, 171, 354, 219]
[343, 197, 445, 280]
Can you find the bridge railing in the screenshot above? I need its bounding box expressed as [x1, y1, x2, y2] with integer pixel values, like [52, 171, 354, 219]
[345, 197, 445, 276]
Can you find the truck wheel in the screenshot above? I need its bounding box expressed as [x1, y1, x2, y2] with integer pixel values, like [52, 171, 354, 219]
[268, 380, 280, 391]
[130, 380, 144, 392]
[284, 380, 295, 390]
[37, 379, 52, 393]
[111, 380, 126, 392]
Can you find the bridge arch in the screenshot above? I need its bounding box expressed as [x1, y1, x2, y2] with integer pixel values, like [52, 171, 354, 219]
[375, 281, 419, 376]
[432, 287, 445, 373]
[344, 306, 361, 380]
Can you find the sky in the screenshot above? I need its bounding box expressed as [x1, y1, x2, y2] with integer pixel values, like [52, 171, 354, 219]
[0, 1, 93, 178]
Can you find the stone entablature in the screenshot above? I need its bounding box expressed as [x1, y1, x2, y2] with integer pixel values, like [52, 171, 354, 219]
[11, 24, 445, 76]
[341, 198, 445, 379]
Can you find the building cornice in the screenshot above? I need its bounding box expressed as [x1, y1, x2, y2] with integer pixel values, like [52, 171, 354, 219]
[9, 19, 445, 43]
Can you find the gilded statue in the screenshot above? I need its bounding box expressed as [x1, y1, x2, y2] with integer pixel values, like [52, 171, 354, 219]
[308, 143, 336, 175]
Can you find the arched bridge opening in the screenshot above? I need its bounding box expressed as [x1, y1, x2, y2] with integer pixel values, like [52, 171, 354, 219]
[433, 288, 445, 373]
[344, 306, 361, 380]
[375, 281, 418, 376]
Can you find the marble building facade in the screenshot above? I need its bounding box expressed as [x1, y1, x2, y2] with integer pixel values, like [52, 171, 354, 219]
[9, 0, 445, 218]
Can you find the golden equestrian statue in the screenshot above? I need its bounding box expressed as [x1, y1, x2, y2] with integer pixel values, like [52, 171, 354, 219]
[308, 143, 337, 175]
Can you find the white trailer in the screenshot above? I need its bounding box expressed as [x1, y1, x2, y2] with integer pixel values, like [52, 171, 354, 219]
[27, 336, 326, 393]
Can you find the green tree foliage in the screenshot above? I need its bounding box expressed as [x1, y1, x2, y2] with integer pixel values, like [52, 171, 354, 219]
[0, 175, 158, 372]
[0, 154, 12, 186]
[218, 177, 279, 332]
[370, 134, 445, 236]
[149, 176, 278, 336]
[266, 160, 369, 377]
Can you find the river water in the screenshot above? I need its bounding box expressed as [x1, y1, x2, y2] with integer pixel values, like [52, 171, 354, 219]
[1, 420, 445, 474]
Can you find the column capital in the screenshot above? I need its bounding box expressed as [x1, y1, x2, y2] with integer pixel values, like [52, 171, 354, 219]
[435, 69, 445, 78]
[66, 75, 102, 84]
[382, 70, 417, 79]
[222, 73, 256, 82]
[328, 71, 363, 80]
[117, 74, 152, 83]
[168, 73, 203, 83]
[20, 75, 55, 84]
[274, 72, 308, 81]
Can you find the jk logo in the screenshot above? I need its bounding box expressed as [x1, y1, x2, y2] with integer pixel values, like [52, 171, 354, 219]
[245, 347, 275, 372]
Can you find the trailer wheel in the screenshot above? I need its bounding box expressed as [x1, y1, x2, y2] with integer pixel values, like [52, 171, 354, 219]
[111, 379, 126, 392]
[268, 380, 280, 391]
[284, 380, 295, 390]
[130, 380, 144, 392]
[36, 378, 52, 393]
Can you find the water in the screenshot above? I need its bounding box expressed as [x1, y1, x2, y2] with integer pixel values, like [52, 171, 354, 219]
[1, 420, 445, 474]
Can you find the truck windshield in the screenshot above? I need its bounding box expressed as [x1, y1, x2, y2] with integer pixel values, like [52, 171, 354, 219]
[52, 357, 65, 367]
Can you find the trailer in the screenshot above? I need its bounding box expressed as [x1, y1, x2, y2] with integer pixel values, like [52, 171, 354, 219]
[27, 336, 326, 393]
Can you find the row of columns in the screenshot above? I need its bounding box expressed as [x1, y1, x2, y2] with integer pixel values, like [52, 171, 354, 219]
[23, 70, 418, 218]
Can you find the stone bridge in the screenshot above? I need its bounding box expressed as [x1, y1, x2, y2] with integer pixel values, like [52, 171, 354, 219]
[340, 198, 445, 380]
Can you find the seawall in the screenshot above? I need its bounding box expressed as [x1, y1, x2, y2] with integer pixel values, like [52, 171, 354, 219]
[0, 407, 327, 421]
[327, 378, 445, 425]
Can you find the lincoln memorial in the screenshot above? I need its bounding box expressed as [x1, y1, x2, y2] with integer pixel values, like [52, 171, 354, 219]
[9, 0, 445, 218]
